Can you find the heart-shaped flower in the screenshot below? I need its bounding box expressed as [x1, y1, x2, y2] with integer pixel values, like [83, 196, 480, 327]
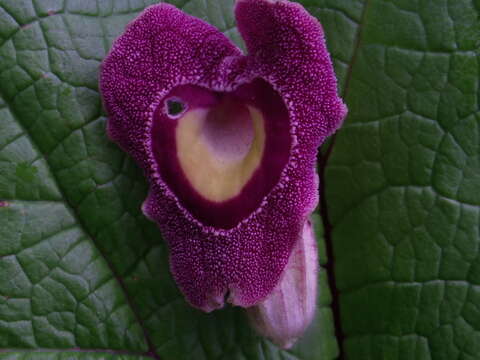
[100, 0, 346, 327]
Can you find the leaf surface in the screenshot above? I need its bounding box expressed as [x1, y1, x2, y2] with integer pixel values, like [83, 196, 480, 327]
[1, 0, 478, 359]
[325, 0, 480, 359]
[0, 1, 341, 359]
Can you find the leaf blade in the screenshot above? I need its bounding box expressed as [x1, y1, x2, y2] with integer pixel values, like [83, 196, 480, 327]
[326, 0, 480, 358]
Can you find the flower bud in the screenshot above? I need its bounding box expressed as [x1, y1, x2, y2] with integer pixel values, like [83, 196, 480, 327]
[247, 218, 318, 348]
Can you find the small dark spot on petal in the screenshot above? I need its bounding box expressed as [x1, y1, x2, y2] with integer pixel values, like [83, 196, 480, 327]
[166, 98, 186, 118]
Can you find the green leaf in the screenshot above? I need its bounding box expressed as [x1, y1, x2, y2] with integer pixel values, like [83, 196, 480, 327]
[1, 0, 478, 359]
[324, 0, 480, 359]
[0, 353, 151, 360]
[0, 1, 338, 359]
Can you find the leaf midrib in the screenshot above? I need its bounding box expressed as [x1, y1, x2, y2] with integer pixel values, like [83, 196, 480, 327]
[317, 0, 372, 359]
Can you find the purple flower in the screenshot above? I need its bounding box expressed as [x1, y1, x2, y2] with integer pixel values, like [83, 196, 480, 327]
[100, 0, 345, 327]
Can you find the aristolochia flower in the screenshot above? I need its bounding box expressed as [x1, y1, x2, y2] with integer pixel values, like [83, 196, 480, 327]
[100, 0, 346, 346]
